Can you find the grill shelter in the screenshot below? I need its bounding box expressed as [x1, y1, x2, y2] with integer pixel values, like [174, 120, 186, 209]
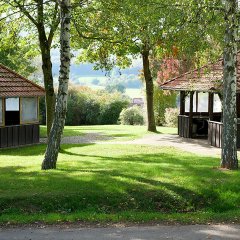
[0, 64, 45, 148]
[160, 54, 240, 148]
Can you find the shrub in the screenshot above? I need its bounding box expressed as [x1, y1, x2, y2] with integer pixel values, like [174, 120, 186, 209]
[100, 100, 129, 124]
[39, 86, 130, 126]
[119, 106, 144, 125]
[164, 108, 178, 127]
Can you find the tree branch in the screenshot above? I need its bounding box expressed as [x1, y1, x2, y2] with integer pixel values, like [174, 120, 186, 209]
[9, 0, 39, 26]
[48, 1, 60, 45]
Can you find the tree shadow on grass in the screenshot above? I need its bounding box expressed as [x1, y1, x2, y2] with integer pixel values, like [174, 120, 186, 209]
[0, 165, 206, 214]
[0, 142, 239, 215]
[0, 147, 239, 215]
[0, 143, 96, 157]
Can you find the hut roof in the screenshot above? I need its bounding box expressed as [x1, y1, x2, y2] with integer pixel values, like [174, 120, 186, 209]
[160, 52, 240, 92]
[0, 63, 45, 97]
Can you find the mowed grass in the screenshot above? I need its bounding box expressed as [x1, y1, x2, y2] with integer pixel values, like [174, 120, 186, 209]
[40, 125, 177, 141]
[0, 144, 240, 224]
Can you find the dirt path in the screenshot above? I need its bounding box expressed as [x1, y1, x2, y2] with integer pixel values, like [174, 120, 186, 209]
[40, 133, 113, 144]
[118, 134, 221, 156]
[97, 133, 221, 157]
[1, 224, 240, 240]
[41, 133, 221, 157]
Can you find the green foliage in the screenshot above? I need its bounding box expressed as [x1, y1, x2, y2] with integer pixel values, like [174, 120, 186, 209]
[40, 86, 129, 126]
[164, 108, 179, 128]
[64, 86, 129, 125]
[0, 144, 240, 224]
[72, 0, 224, 70]
[119, 106, 144, 125]
[72, 0, 184, 69]
[99, 100, 128, 124]
[0, 17, 37, 77]
[153, 86, 177, 126]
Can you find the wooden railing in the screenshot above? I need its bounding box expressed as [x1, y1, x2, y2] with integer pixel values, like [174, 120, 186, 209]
[208, 121, 222, 148]
[178, 115, 190, 138]
[0, 124, 39, 148]
[208, 120, 240, 148]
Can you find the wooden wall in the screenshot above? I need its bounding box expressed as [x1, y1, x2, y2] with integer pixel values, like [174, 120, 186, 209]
[0, 124, 39, 148]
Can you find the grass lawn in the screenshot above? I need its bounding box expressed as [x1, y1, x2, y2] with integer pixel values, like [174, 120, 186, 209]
[0, 143, 240, 224]
[40, 125, 177, 141]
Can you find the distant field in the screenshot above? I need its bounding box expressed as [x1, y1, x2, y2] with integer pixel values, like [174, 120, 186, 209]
[125, 88, 144, 98]
[91, 86, 144, 98]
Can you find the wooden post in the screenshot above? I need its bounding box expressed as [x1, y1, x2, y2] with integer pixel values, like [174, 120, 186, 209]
[236, 93, 240, 118]
[196, 92, 198, 113]
[180, 91, 185, 115]
[189, 92, 194, 138]
[208, 92, 214, 121]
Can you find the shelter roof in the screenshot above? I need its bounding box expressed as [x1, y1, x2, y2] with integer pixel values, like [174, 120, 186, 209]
[160, 53, 240, 92]
[0, 63, 45, 97]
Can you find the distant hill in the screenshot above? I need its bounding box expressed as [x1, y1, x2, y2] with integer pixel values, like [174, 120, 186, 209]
[52, 61, 143, 89]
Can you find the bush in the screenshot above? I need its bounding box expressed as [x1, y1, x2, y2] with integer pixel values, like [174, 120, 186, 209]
[164, 108, 178, 127]
[119, 106, 144, 125]
[99, 100, 129, 124]
[38, 86, 130, 126]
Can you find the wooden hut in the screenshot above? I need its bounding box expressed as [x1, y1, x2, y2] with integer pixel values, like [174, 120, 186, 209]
[160, 53, 240, 148]
[0, 64, 45, 148]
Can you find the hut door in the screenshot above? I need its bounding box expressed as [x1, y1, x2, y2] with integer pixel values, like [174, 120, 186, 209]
[5, 98, 20, 126]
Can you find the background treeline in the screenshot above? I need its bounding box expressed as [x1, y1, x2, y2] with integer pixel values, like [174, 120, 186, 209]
[40, 86, 129, 125]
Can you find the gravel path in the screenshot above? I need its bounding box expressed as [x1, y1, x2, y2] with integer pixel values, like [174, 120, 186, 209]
[120, 134, 221, 156]
[97, 134, 221, 157]
[41, 133, 221, 157]
[40, 133, 113, 144]
[1, 224, 240, 240]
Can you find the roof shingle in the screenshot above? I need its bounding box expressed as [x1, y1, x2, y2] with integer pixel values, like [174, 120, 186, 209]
[0, 64, 45, 97]
[160, 53, 240, 92]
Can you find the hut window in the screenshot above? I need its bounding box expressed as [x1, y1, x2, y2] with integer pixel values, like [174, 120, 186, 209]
[185, 93, 197, 112]
[197, 93, 208, 112]
[0, 98, 2, 125]
[5, 98, 20, 125]
[185, 93, 208, 113]
[21, 97, 38, 123]
[213, 94, 222, 112]
[6, 98, 19, 111]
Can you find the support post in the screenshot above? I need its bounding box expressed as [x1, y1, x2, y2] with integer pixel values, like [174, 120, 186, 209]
[237, 93, 240, 118]
[180, 91, 185, 115]
[208, 92, 214, 121]
[196, 92, 198, 113]
[189, 92, 194, 138]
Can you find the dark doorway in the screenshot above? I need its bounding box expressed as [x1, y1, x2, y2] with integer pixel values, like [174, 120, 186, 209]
[5, 97, 20, 126]
[5, 111, 20, 126]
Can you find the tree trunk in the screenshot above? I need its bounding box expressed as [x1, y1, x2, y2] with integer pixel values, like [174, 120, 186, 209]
[42, 0, 71, 170]
[221, 0, 238, 169]
[38, 29, 56, 137]
[142, 46, 157, 132]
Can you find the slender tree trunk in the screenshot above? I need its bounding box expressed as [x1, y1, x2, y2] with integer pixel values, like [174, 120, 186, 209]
[142, 46, 157, 132]
[42, 0, 71, 170]
[221, 0, 238, 169]
[39, 39, 55, 136]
